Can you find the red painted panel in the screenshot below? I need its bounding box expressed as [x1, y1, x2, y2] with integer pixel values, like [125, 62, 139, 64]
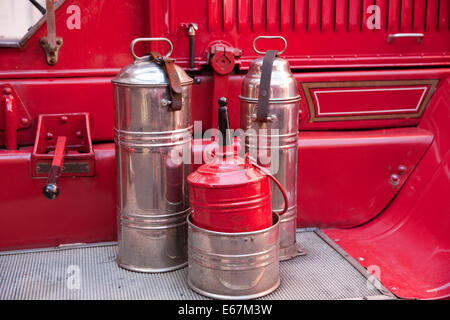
[208, 0, 221, 32]
[308, 0, 321, 32]
[294, 0, 307, 32]
[266, 0, 279, 32]
[0, 78, 115, 147]
[377, 0, 388, 31]
[321, 0, 335, 32]
[223, 0, 236, 32]
[280, 0, 294, 32]
[298, 128, 433, 228]
[439, 0, 450, 31]
[295, 69, 448, 130]
[1, 0, 449, 72]
[252, 0, 266, 32]
[324, 78, 450, 299]
[426, 0, 439, 31]
[362, 0, 374, 32]
[388, 0, 401, 32]
[413, 0, 426, 32]
[238, 0, 251, 32]
[0, 0, 147, 73]
[309, 85, 430, 117]
[0, 144, 116, 250]
[400, 0, 414, 32]
[348, 0, 362, 32]
[0, 75, 213, 147]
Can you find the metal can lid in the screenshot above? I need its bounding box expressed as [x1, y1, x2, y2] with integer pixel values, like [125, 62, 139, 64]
[112, 58, 193, 87]
[239, 57, 300, 102]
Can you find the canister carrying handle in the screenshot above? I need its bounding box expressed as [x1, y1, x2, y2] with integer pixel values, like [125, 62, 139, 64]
[245, 154, 289, 216]
[252, 36, 287, 55]
[130, 38, 182, 111]
[130, 37, 173, 60]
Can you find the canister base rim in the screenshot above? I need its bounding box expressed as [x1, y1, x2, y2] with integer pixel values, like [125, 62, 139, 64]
[117, 260, 188, 273]
[279, 242, 306, 261]
[187, 277, 280, 300]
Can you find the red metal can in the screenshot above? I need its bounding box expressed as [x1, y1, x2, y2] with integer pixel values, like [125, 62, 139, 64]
[188, 151, 287, 233]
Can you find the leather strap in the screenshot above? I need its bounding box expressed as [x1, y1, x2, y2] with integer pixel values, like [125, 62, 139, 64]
[149, 52, 183, 111]
[256, 50, 277, 122]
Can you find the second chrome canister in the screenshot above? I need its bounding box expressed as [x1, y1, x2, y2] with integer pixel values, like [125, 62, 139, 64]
[240, 36, 302, 261]
[112, 38, 193, 272]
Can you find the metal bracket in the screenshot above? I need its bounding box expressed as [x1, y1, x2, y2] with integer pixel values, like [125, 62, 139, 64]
[40, 37, 63, 65]
[208, 44, 242, 75]
[31, 113, 95, 178]
[207, 43, 242, 129]
[0, 85, 32, 150]
[40, 0, 63, 65]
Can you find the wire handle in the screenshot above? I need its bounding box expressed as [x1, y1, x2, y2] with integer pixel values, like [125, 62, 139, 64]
[253, 35, 287, 55]
[130, 37, 173, 60]
[245, 154, 289, 216]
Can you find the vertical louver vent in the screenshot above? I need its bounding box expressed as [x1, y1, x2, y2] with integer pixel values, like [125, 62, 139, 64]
[207, 0, 450, 33]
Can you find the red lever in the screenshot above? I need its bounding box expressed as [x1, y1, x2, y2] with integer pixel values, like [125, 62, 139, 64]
[42, 136, 67, 200]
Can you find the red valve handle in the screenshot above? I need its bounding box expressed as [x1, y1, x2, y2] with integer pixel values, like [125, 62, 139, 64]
[42, 135, 66, 200]
[245, 154, 289, 216]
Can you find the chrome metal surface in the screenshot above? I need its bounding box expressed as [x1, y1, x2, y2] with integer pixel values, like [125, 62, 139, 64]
[240, 55, 300, 260]
[187, 214, 280, 300]
[253, 36, 288, 55]
[113, 44, 193, 272]
[130, 37, 174, 60]
[0, 230, 392, 300]
[387, 33, 424, 43]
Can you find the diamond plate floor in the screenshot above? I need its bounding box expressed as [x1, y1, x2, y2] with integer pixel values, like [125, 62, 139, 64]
[0, 230, 392, 300]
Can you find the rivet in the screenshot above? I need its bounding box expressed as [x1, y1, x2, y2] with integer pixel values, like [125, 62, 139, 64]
[76, 131, 83, 138]
[268, 114, 277, 122]
[358, 257, 365, 261]
[398, 165, 407, 175]
[60, 116, 68, 123]
[390, 173, 401, 186]
[3, 87, 12, 95]
[20, 118, 29, 125]
[46, 132, 53, 140]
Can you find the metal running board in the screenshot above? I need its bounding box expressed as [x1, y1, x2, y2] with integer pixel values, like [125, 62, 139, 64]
[0, 230, 394, 300]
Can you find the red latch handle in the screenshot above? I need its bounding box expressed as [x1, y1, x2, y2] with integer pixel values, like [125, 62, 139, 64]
[42, 136, 66, 200]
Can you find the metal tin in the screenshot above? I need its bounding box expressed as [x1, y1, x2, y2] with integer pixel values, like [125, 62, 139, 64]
[113, 38, 193, 272]
[188, 151, 273, 233]
[187, 213, 280, 300]
[239, 36, 302, 260]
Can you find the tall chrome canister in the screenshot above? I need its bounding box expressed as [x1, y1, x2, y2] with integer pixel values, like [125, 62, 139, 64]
[112, 38, 193, 272]
[240, 36, 303, 261]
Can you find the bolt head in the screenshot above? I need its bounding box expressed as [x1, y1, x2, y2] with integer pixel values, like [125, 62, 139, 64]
[3, 87, 12, 95]
[398, 165, 407, 175]
[390, 173, 401, 186]
[46, 132, 53, 140]
[20, 118, 29, 126]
